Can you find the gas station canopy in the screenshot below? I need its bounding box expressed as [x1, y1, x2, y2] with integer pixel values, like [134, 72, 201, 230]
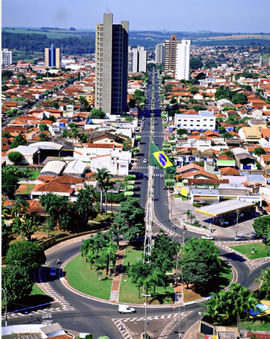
[194, 200, 256, 217]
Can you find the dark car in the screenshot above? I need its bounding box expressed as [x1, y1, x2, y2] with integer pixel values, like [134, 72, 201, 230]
[235, 235, 247, 241]
[251, 233, 260, 239]
[143, 174, 148, 180]
[163, 185, 168, 190]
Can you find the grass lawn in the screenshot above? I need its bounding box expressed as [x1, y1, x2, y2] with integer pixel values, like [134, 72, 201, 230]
[3, 284, 53, 313]
[241, 317, 270, 331]
[30, 283, 47, 296]
[65, 255, 113, 300]
[119, 243, 174, 305]
[230, 243, 270, 259]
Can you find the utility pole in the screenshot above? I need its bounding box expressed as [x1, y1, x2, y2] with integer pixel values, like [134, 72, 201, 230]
[235, 208, 239, 237]
[2, 287, 8, 327]
[142, 293, 151, 338]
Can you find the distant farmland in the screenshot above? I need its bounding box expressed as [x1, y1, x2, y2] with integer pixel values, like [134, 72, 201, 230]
[197, 34, 270, 40]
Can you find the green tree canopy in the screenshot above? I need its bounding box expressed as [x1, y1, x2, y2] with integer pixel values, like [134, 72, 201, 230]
[10, 134, 26, 149]
[254, 147, 266, 156]
[253, 216, 270, 241]
[8, 151, 23, 164]
[190, 59, 203, 69]
[2, 265, 33, 302]
[89, 108, 106, 119]
[5, 241, 46, 272]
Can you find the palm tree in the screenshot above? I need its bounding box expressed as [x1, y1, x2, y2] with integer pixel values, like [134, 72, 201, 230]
[255, 267, 270, 299]
[104, 179, 116, 215]
[11, 196, 29, 218]
[75, 185, 95, 224]
[94, 167, 113, 214]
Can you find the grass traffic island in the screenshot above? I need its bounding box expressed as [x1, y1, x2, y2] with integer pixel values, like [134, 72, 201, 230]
[119, 243, 174, 305]
[64, 242, 233, 305]
[64, 254, 113, 300]
[229, 242, 270, 260]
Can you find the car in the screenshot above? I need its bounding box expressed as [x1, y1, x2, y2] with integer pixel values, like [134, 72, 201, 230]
[143, 174, 148, 180]
[143, 159, 147, 163]
[118, 305, 136, 314]
[50, 267, 57, 276]
[201, 235, 214, 240]
[251, 233, 260, 239]
[235, 235, 247, 241]
[163, 185, 168, 190]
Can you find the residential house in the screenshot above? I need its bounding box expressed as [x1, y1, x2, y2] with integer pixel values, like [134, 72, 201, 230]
[232, 147, 257, 170]
[238, 126, 262, 143]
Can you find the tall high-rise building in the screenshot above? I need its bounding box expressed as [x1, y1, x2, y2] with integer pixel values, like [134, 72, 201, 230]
[155, 43, 164, 64]
[45, 44, 60, 68]
[95, 12, 129, 114]
[128, 46, 147, 73]
[175, 40, 191, 80]
[164, 34, 177, 73]
[2, 49, 12, 66]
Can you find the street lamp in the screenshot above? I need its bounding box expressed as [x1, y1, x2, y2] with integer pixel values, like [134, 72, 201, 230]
[108, 251, 111, 276]
[142, 293, 151, 339]
[2, 287, 8, 327]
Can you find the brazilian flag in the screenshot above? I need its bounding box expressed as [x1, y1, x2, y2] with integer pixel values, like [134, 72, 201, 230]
[149, 142, 176, 174]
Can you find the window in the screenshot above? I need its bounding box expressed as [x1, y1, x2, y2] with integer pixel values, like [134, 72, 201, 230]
[210, 119, 214, 121]
[203, 119, 207, 121]
[210, 125, 214, 127]
[183, 124, 187, 126]
[203, 125, 206, 127]
[197, 120, 200, 122]
[190, 124, 193, 127]
[196, 125, 200, 127]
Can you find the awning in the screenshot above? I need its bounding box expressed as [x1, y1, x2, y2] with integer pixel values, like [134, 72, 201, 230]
[194, 200, 256, 217]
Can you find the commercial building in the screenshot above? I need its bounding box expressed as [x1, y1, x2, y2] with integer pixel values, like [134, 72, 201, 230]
[174, 111, 216, 131]
[155, 43, 164, 64]
[2, 49, 12, 66]
[175, 40, 191, 80]
[128, 46, 147, 73]
[164, 34, 177, 73]
[45, 44, 60, 68]
[95, 12, 129, 115]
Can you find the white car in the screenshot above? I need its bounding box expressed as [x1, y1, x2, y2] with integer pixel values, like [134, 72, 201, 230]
[118, 305, 136, 314]
[201, 235, 214, 240]
[143, 159, 147, 163]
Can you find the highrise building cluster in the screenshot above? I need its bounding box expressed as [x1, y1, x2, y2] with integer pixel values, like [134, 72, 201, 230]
[95, 12, 129, 115]
[162, 35, 191, 80]
[45, 44, 61, 68]
[128, 46, 147, 73]
[2, 48, 13, 66]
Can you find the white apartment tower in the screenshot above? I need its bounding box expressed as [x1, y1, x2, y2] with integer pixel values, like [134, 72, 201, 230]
[2, 49, 12, 66]
[175, 40, 191, 80]
[155, 43, 164, 64]
[128, 46, 147, 73]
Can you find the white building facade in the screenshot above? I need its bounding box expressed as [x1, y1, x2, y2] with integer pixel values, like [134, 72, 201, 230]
[2, 49, 12, 66]
[155, 43, 164, 64]
[128, 46, 147, 73]
[174, 111, 216, 131]
[175, 40, 191, 80]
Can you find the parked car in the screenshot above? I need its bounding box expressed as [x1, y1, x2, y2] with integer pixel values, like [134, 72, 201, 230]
[163, 185, 168, 190]
[143, 174, 148, 180]
[201, 235, 214, 240]
[50, 267, 57, 276]
[235, 235, 247, 241]
[118, 305, 136, 314]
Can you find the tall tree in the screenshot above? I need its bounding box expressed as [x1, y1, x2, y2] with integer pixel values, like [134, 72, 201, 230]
[255, 267, 270, 299]
[11, 196, 29, 218]
[94, 167, 113, 214]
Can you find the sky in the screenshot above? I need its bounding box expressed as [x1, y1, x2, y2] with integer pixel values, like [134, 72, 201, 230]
[2, 0, 270, 33]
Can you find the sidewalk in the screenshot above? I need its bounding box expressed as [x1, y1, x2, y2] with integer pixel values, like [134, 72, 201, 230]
[110, 241, 127, 302]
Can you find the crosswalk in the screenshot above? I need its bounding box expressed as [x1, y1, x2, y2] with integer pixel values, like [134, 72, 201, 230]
[112, 312, 186, 323]
[2, 306, 71, 320]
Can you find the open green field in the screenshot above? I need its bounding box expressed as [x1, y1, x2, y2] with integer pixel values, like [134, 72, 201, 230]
[230, 243, 270, 259]
[3, 28, 79, 39]
[65, 254, 113, 300]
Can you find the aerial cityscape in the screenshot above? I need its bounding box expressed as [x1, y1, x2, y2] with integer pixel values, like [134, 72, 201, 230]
[1, 1, 270, 339]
